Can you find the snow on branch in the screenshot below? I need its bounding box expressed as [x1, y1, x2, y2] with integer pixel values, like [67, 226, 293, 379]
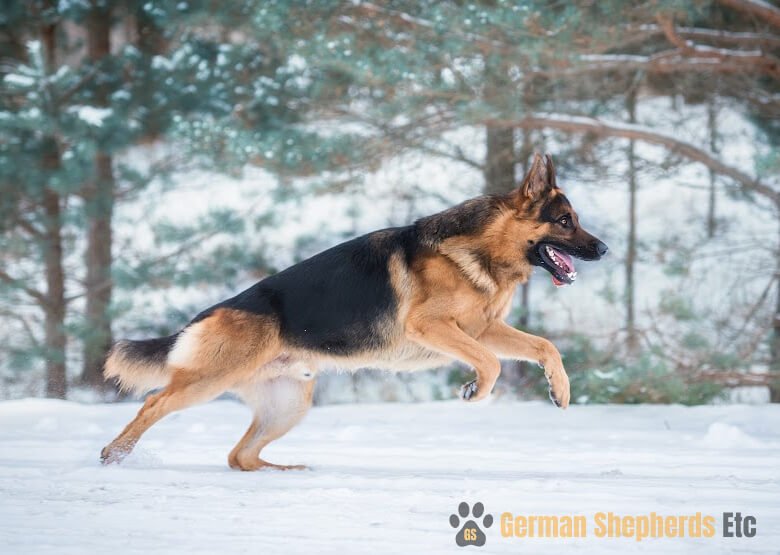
[536, 51, 773, 80]
[634, 23, 780, 47]
[353, 2, 507, 49]
[717, 0, 780, 30]
[656, 14, 780, 79]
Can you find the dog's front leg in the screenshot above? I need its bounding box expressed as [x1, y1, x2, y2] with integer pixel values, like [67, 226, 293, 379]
[406, 318, 501, 402]
[478, 320, 570, 409]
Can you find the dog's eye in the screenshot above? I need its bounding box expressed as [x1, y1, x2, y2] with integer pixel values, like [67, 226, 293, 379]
[558, 216, 569, 227]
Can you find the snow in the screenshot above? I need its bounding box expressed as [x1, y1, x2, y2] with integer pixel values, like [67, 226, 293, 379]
[1, 398, 778, 553]
[3, 73, 35, 88]
[70, 106, 113, 127]
[151, 55, 174, 70]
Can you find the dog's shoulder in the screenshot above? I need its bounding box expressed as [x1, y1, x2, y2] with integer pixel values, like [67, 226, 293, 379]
[414, 194, 508, 249]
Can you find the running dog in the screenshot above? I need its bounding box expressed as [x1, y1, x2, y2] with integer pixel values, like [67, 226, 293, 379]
[101, 153, 608, 470]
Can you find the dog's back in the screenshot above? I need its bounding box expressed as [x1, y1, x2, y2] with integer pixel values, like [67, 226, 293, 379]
[105, 225, 420, 393]
[201, 226, 420, 355]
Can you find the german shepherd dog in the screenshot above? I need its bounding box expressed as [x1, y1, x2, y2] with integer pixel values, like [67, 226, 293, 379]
[101, 153, 607, 470]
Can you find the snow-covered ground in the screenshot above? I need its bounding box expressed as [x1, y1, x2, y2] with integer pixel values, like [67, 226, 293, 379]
[1, 398, 778, 553]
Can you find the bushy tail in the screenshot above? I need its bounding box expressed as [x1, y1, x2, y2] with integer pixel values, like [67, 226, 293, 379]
[104, 334, 180, 394]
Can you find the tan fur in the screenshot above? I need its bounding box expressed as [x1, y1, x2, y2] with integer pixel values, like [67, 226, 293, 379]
[437, 239, 499, 293]
[170, 309, 281, 371]
[478, 320, 570, 407]
[104, 342, 169, 394]
[102, 205, 570, 466]
[227, 377, 315, 471]
[101, 309, 287, 465]
[102, 153, 588, 470]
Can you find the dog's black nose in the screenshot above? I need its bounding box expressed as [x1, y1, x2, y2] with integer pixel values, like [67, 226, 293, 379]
[595, 241, 608, 257]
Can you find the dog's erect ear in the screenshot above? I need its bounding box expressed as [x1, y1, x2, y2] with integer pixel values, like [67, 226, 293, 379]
[518, 152, 556, 201]
[544, 153, 557, 188]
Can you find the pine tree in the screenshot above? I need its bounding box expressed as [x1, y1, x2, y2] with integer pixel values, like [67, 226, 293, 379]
[0, 0, 341, 396]
[81, 1, 115, 388]
[2, 0, 779, 402]
[0, 5, 79, 397]
[242, 0, 779, 397]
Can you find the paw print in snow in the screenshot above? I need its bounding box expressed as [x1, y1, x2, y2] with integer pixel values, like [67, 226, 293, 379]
[449, 501, 493, 547]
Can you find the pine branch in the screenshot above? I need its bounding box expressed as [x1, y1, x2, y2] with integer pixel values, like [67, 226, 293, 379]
[717, 0, 780, 30]
[14, 215, 43, 239]
[656, 14, 780, 79]
[0, 268, 49, 308]
[689, 370, 775, 387]
[65, 195, 269, 304]
[0, 309, 41, 348]
[633, 23, 780, 48]
[494, 113, 780, 207]
[412, 143, 483, 171]
[353, 2, 508, 50]
[525, 48, 777, 82]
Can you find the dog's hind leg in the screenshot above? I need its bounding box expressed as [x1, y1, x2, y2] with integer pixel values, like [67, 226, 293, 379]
[228, 376, 315, 471]
[101, 367, 252, 464]
[101, 309, 282, 464]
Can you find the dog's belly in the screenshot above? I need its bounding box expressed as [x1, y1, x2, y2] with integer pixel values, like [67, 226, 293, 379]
[314, 339, 453, 372]
[371, 340, 453, 371]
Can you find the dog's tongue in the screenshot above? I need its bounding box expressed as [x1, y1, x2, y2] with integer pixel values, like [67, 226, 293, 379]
[550, 247, 575, 287]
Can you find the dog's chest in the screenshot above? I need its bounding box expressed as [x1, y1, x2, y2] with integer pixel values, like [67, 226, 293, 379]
[457, 288, 515, 337]
[376, 341, 453, 371]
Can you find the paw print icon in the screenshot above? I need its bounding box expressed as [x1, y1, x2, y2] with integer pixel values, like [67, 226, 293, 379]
[449, 501, 493, 547]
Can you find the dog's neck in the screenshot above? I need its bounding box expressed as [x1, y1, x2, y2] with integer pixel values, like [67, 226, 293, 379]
[437, 238, 531, 294]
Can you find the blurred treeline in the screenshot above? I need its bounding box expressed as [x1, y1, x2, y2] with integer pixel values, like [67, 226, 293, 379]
[0, 1, 778, 403]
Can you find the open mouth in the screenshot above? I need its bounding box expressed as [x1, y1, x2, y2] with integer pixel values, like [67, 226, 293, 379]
[538, 244, 577, 287]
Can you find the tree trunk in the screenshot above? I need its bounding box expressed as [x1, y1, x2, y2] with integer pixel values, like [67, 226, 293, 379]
[485, 124, 530, 391]
[772, 293, 780, 402]
[41, 19, 67, 399]
[484, 125, 515, 195]
[135, 4, 168, 139]
[516, 129, 534, 330]
[707, 98, 718, 238]
[771, 215, 780, 402]
[81, 4, 114, 387]
[136, 6, 167, 53]
[626, 88, 639, 353]
[43, 185, 67, 398]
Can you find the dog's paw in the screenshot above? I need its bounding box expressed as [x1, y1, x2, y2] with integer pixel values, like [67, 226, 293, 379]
[460, 380, 478, 401]
[545, 369, 570, 409]
[100, 443, 130, 465]
[460, 379, 495, 402]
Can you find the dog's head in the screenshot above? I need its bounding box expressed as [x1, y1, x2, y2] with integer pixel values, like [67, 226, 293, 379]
[509, 153, 608, 286]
